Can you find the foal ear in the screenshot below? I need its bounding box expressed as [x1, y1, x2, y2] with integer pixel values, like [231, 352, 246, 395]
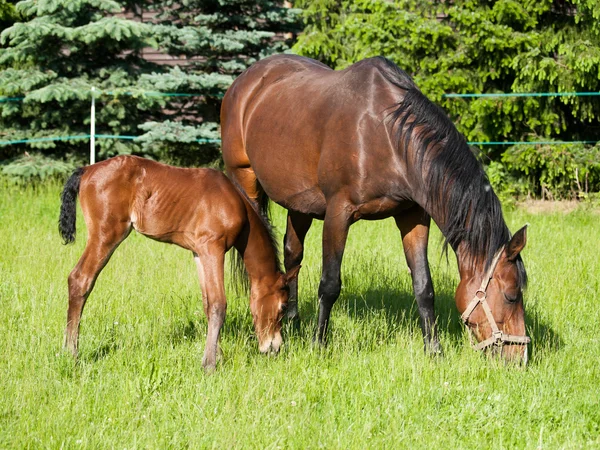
[506, 225, 528, 261]
[282, 265, 302, 284]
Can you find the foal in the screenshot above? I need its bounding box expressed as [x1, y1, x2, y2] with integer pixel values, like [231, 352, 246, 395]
[59, 155, 298, 370]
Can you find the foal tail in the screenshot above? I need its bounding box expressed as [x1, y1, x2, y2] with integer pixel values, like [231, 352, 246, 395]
[59, 167, 85, 244]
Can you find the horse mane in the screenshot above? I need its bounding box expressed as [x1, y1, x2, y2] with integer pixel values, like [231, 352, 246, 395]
[228, 178, 282, 293]
[375, 57, 526, 286]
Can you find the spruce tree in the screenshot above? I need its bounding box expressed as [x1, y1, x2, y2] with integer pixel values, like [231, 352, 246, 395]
[0, 0, 162, 162]
[0, 0, 20, 34]
[1, 1, 301, 169]
[137, 0, 301, 165]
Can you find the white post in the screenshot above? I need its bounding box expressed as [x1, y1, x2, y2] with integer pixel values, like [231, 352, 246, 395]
[90, 87, 96, 165]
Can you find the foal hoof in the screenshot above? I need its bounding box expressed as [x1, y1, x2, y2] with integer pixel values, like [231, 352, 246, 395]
[63, 343, 78, 359]
[202, 359, 217, 374]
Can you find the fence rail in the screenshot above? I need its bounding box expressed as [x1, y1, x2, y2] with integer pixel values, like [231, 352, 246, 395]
[1, 89, 598, 164]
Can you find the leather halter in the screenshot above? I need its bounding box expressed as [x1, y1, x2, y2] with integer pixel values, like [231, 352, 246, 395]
[461, 247, 531, 351]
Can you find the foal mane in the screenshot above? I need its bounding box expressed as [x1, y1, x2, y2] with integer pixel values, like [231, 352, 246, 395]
[376, 57, 526, 285]
[229, 178, 282, 292]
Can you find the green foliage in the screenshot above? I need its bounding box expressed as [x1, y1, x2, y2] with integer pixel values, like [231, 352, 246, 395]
[0, 1, 302, 171]
[294, 0, 600, 198]
[0, 0, 163, 164]
[502, 143, 600, 199]
[138, 0, 302, 163]
[0, 0, 20, 31]
[137, 120, 221, 166]
[0, 151, 74, 184]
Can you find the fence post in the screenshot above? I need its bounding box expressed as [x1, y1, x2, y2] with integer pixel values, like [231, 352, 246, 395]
[90, 87, 96, 165]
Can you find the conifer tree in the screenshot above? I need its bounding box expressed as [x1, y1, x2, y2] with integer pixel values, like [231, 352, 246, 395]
[137, 0, 301, 165]
[0, 0, 162, 162]
[0, 0, 20, 34]
[0, 1, 301, 168]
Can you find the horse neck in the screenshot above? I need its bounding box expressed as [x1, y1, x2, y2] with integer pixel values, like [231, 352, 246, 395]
[406, 141, 510, 279]
[237, 204, 281, 289]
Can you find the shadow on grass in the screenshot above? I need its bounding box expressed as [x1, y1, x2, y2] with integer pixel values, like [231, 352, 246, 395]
[289, 274, 562, 358]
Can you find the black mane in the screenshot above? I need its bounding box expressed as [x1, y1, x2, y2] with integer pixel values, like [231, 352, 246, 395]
[376, 57, 526, 286]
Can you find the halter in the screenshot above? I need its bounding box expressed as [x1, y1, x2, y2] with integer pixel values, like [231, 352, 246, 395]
[461, 246, 531, 351]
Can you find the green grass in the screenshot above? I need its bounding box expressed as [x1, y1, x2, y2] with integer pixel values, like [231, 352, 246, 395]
[1, 183, 599, 448]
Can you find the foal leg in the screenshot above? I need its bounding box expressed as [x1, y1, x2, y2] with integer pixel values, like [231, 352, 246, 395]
[65, 223, 131, 357]
[394, 207, 441, 354]
[316, 199, 353, 344]
[283, 211, 313, 322]
[194, 243, 227, 372]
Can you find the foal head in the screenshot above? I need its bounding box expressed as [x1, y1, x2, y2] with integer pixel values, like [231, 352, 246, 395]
[250, 266, 301, 354]
[455, 226, 529, 363]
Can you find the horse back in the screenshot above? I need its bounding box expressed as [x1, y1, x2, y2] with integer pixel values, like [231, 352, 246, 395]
[79, 155, 248, 251]
[221, 55, 412, 216]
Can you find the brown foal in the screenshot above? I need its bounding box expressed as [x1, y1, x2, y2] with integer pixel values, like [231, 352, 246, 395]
[59, 155, 299, 370]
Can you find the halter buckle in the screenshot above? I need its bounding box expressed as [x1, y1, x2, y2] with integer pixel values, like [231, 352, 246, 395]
[492, 330, 504, 346]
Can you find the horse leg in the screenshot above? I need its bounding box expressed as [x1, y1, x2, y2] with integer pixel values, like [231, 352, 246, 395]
[226, 166, 262, 203]
[394, 207, 441, 354]
[283, 211, 313, 322]
[194, 244, 227, 372]
[316, 199, 352, 344]
[65, 223, 131, 357]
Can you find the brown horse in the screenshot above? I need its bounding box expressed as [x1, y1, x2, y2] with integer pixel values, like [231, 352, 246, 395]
[221, 55, 530, 362]
[59, 155, 299, 370]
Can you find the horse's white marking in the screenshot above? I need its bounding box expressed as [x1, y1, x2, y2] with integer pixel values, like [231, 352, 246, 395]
[259, 338, 273, 354]
[271, 332, 283, 353]
[484, 184, 491, 192]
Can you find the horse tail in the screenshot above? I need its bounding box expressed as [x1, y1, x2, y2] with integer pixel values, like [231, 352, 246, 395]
[59, 167, 85, 244]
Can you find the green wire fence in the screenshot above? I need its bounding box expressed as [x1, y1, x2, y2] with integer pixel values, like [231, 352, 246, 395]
[1, 90, 599, 160]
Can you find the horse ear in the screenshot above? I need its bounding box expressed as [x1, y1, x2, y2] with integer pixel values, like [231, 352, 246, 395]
[282, 265, 301, 284]
[506, 225, 528, 261]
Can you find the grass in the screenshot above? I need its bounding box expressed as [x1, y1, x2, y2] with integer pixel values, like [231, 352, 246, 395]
[1, 182, 599, 448]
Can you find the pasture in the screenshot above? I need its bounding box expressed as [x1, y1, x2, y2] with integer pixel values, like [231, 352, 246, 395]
[1, 182, 599, 448]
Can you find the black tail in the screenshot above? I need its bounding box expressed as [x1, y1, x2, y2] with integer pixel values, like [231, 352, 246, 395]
[59, 168, 84, 244]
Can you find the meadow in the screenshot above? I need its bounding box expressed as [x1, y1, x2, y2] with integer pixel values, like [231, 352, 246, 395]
[1, 182, 599, 448]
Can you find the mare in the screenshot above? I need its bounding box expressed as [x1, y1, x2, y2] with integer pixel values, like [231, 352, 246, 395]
[221, 55, 530, 362]
[59, 155, 299, 370]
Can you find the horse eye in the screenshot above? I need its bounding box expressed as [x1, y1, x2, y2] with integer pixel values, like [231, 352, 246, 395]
[503, 292, 518, 303]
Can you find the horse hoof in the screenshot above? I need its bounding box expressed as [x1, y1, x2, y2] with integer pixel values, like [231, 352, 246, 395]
[202, 361, 217, 373]
[202, 355, 217, 373]
[285, 302, 300, 322]
[425, 342, 443, 357]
